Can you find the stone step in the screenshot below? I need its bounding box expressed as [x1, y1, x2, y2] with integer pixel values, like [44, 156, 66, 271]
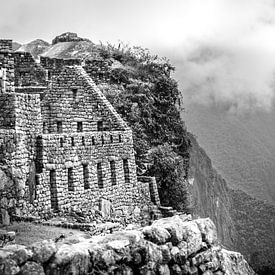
[159, 206, 173, 211]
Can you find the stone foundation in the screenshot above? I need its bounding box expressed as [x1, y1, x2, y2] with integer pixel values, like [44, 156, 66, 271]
[0, 216, 255, 275]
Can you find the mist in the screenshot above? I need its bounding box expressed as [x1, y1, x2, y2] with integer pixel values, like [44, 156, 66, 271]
[2, 0, 275, 113]
[159, 0, 275, 113]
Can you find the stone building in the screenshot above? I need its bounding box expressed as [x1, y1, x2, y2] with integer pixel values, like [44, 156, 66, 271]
[0, 39, 159, 216]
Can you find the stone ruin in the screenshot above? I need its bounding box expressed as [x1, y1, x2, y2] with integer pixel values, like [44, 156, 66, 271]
[0, 39, 161, 223]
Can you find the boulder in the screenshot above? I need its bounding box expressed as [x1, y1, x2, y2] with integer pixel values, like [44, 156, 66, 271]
[20, 261, 45, 275]
[219, 249, 256, 275]
[1, 258, 20, 275]
[195, 218, 217, 245]
[152, 216, 186, 244]
[143, 225, 171, 244]
[31, 240, 56, 263]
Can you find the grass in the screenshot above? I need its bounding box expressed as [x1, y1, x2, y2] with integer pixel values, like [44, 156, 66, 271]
[1, 222, 90, 246]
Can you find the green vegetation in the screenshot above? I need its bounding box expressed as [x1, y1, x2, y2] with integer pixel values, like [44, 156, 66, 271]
[96, 44, 192, 211]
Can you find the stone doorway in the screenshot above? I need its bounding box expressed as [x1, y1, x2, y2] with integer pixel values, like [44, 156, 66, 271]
[50, 170, 58, 210]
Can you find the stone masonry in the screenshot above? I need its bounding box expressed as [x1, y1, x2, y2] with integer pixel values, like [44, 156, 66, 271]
[0, 39, 160, 219]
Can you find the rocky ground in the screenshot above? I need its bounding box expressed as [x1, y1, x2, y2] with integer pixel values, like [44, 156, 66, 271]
[0, 215, 255, 275]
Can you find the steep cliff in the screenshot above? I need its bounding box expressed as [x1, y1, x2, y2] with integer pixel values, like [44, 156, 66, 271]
[188, 133, 275, 273]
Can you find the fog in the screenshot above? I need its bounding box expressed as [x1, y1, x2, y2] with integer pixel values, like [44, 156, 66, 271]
[2, 0, 275, 111]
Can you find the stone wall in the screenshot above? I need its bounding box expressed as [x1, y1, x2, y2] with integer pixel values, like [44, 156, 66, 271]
[0, 40, 12, 52]
[33, 130, 138, 212]
[14, 52, 47, 87]
[41, 66, 127, 134]
[40, 56, 81, 79]
[83, 59, 111, 84]
[0, 52, 14, 93]
[0, 216, 255, 275]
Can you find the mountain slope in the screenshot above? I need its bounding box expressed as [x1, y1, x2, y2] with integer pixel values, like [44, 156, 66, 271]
[17, 39, 50, 59]
[188, 133, 275, 273]
[184, 103, 275, 204]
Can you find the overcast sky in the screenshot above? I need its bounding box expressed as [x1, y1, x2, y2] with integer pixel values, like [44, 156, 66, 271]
[2, 0, 275, 111]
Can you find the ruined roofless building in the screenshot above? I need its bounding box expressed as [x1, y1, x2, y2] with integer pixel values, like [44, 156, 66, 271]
[0, 39, 160, 216]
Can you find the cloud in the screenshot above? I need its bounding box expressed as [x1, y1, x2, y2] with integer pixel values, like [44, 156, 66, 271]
[163, 0, 275, 112]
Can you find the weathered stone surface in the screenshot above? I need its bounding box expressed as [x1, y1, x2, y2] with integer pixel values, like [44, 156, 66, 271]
[10, 246, 33, 265]
[195, 218, 217, 245]
[143, 225, 171, 244]
[152, 216, 186, 244]
[0, 217, 255, 275]
[99, 198, 112, 218]
[1, 258, 20, 275]
[157, 264, 170, 275]
[31, 239, 56, 263]
[219, 249, 256, 275]
[20, 261, 45, 275]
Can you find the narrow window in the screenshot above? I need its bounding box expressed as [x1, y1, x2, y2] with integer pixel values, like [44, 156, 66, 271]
[82, 136, 85, 146]
[97, 121, 103, 131]
[83, 164, 89, 189]
[68, 168, 74, 191]
[92, 136, 95, 145]
[101, 135, 104, 145]
[47, 70, 52, 81]
[97, 163, 103, 189]
[35, 175, 40, 186]
[43, 122, 46, 134]
[123, 159, 130, 183]
[60, 137, 64, 147]
[119, 134, 122, 143]
[34, 175, 40, 200]
[77, 122, 83, 132]
[50, 170, 58, 210]
[72, 88, 77, 99]
[71, 137, 75, 146]
[110, 135, 113, 143]
[57, 121, 62, 133]
[110, 161, 116, 186]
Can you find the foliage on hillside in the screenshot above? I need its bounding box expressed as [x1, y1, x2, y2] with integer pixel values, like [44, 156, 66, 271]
[95, 44, 192, 211]
[229, 189, 275, 274]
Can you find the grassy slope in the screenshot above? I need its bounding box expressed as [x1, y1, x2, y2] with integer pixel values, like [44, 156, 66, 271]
[1, 222, 89, 246]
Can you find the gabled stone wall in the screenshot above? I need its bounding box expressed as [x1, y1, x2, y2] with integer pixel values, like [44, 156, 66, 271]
[14, 52, 47, 87]
[0, 52, 14, 93]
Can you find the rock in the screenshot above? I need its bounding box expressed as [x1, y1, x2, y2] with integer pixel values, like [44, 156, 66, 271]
[99, 198, 112, 218]
[31, 239, 56, 263]
[0, 208, 10, 226]
[170, 264, 182, 275]
[219, 249, 256, 275]
[146, 241, 163, 263]
[1, 258, 20, 275]
[160, 245, 171, 264]
[139, 261, 157, 274]
[20, 261, 45, 275]
[0, 230, 15, 243]
[195, 218, 217, 245]
[10, 247, 33, 265]
[152, 216, 186, 244]
[142, 225, 171, 244]
[115, 264, 134, 275]
[181, 221, 202, 256]
[157, 264, 170, 275]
